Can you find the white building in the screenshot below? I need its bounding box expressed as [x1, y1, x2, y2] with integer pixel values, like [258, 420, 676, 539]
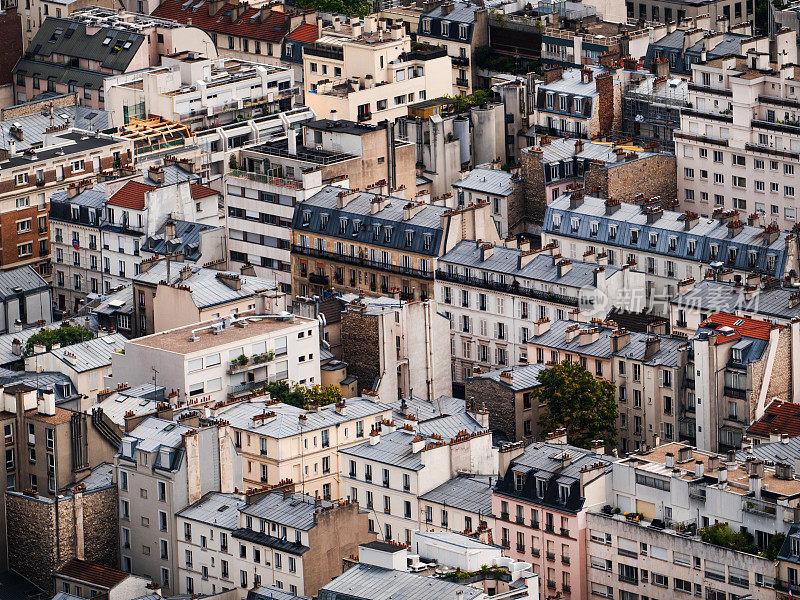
[109, 313, 320, 407]
[675, 29, 800, 228]
[437, 239, 643, 381]
[452, 168, 520, 239]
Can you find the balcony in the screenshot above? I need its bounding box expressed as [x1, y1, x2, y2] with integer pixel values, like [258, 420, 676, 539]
[228, 169, 303, 190]
[455, 76, 469, 87]
[563, 584, 571, 594]
[742, 497, 777, 517]
[437, 270, 578, 306]
[357, 112, 372, 122]
[560, 527, 570, 537]
[561, 556, 570, 565]
[228, 352, 275, 374]
[451, 56, 469, 66]
[308, 272, 329, 286]
[500, 512, 510, 521]
[724, 386, 747, 400]
[227, 379, 268, 398]
[515, 516, 525, 525]
[516, 544, 525, 552]
[294, 245, 434, 280]
[546, 552, 555, 562]
[531, 548, 540, 557]
[544, 524, 555, 534]
[547, 580, 556, 590]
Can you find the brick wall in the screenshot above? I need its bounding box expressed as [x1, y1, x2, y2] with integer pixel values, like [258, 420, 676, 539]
[585, 154, 678, 203]
[340, 310, 379, 395]
[0, 7, 22, 86]
[520, 147, 545, 231]
[1, 93, 80, 121]
[6, 485, 119, 591]
[595, 73, 616, 138]
[464, 378, 518, 441]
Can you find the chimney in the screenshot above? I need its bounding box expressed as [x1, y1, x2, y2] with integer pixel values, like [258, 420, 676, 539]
[605, 198, 621, 215]
[684, 211, 699, 230]
[557, 259, 572, 277]
[727, 219, 744, 238]
[644, 336, 661, 359]
[533, 318, 551, 336]
[574, 139, 584, 155]
[678, 446, 693, 463]
[677, 277, 696, 295]
[763, 223, 780, 245]
[543, 65, 563, 84]
[579, 327, 599, 346]
[11, 338, 21, 357]
[718, 465, 728, 484]
[287, 129, 297, 156]
[411, 435, 425, 453]
[665, 452, 674, 468]
[569, 191, 584, 209]
[546, 428, 568, 444]
[749, 473, 762, 498]
[694, 460, 704, 478]
[581, 67, 594, 84]
[610, 329, 631, 352]
[369, 427, 381, 445]
[38, 390, 56, 416]
[149, 166, 165, 185]
[776, 461, 795, 480]
[708, 456, 719, 471]
[165, 220, 176, 241]
[565, 324, 581, 343]
[591, 440, 605, 455]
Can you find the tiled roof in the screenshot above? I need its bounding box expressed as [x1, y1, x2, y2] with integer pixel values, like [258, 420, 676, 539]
[107, 180, 155, 210]
[151, 0, 301, 43]
[701, 312, 779, 342]
[56, 559, 129, 590]
[286, 22, 318, 43]
[747, 399, 800, 439]
[189, 183, 219, 199]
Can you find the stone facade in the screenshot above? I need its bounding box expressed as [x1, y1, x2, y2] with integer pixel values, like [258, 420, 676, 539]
[340, 310, 380, 395]
[519, 146, 546, 231]
[584, 154, 678, 203]
[463, 377, 517, 442]
[6, 484, 119, 590]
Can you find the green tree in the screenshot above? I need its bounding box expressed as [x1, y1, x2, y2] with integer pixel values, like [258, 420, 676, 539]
[305, 384, 342, 407]
[700, 522, 758, 554]
[263, 380, 306, 408]
[534, 361, 617, 448]
[766, 532, 786, 560]
[297, 0, 371, 16]
[24, 326, 94, 357]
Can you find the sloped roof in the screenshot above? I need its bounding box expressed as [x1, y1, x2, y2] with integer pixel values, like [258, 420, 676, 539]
[151, 0, 300, 43]
[50, 332, 126, 373]
[189, 183, 219, 199]
[107, 180, 155, 210]
[56, 559, 129, 590]
[0, 266, 48, 299]
[700, 312, 779, 342]
[286, 22, 319, 43]
[747, 399, 800, 439]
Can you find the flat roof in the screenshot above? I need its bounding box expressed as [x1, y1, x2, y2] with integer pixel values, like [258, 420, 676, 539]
[129, 314, 312, 354]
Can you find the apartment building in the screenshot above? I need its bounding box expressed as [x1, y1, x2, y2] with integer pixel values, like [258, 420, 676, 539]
[669, 276, 800, 335]
[12, 10, 215, 108]
[542, 194, 798, 315]
[227, 118, 415, 289]
[176, 486, 374, 598]
[151, 0, 315, 68]
[520, 138, 677, 229]
[104, 55, 298, 132]
[417, 475, 496, 537]
[777, 524, 800, 599]
[493, 433, 612, 600]
[625, 0, 754, 26]
[451, 168, 520, 239]
[532, 65, 623, 141]
[291, 185, 494, 301]
[622, 69, 688, 151]
[110, 313, 320, 407]
[339, 408, 500, 546]
[302, 20, 452, 125]
[21, 0, 119, 49]
[465, 364, 548, 444]
[527, 319, 685, 453]
[0, 384, 120, 572]
[339, 298, 451, 400]
[416, 2, 487, 94]
[643, 18, 756, 76]
[438, 239, 644, 381]
[210, 397, 393, 498]
[678, 313, 796, 452]
[587, 441, 800, 600]
[0, 129, 132, 276]
[674, 31, 800, 228]
[115, 416, 243, 593]
[50, 177, 222, 313]
[131, 260, 285, 338]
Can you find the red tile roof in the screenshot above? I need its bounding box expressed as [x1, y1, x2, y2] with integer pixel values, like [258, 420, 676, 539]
[108, 181, 155, 210]
[189, 183, 220, 199]
[747, 399, 800, 439]
[151, 0, 307, 43]
[286, 22, 319, 43]
[56, 559, 130, 590]
[701, 312, 781, 343]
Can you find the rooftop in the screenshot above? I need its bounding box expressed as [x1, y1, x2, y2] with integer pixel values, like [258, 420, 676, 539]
[538, 65, 606, 97]
[671, 279, 800, 322]
[0, 130, 126, 171]
[128, 314, 310, 354]
[55, 559, 130, 590]
[0, 101, 108, 152]
[141, 219, 220, 262]
[747, 399, 800, 439]
[240, 491, 333, 530]
[123, 416, 193, 453]
[469, 363, 547, 392]
[319, 562, 482, 600]
[177, 491, 245, 530]
[94, 384, 166, 426]
[248, 585, 311, 600]
[0, 266, 48, 299]
[452, 168, 515, 196]
[419, 475, 494, 517]
[534, 138, 659, 166]
[48, 332, 126, 373]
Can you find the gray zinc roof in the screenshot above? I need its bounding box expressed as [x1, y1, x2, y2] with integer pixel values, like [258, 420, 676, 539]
[248, 585, 311, 600]
[419, 475, 494, 516]
[440, 240, 619, 290]
[124, 416, 192, 452]
[452, 168, 515, 196]
[544, 195, 788, 278]
[318, 563, 482, 600]
[142, 219, 219, 262]
[50, 332, 126, 373]
[418, 412, 485, 439]
[217, 397, 390, 438]
[92, 286, 134, 317]
[339, 429, 424, 471]
[293, 186, 446, 257]
[178, 492, 245, 530]
[133, 261, 278, 309]
[671, 279, 800, 322]
[70, 462, 114, 492]
[386, 395, 465, 422]
[240, 492, 331, 530]
[538, 66, 604, 97]
[95, 384, 166, 426]
[13, 58, 108, 92]
[0, 322, 65, 366]
[0, 266, 48, 299]
[538, 138, 658, 165]
[0, 102, 108, 152]
[470, 363, 548, 391]
[51, 183, 107, 210]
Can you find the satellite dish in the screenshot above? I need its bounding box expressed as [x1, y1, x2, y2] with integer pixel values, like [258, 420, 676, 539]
[635, 114, 644, 122]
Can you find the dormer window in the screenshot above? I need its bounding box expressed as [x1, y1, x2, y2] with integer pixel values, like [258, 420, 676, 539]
[553, 214, 562, 229]
[630, 229, 639, 245]
[301, 211, 311, 226]
[423, 233, 432, 250]
[405, 231, 413, 247]
[732, 348, 743, 363]
[320, 213, 328, 229]
[514, 472, 524, 491]
[373, 224, 380, 240]
[558, 484, 570, 503]
[609, 224, 617, 239]
[536, 478, 546, 498]
[687, 239, 696, 255]
[791, 536, 800, 556]
[709, 244, 719, 259]
[441, 20, 450, 36]
[353, 220, 361, 235]
[459, 23, 467, 39]
[590, 221, 599, 237]
[384, 226, 392, 242]
[649, 232, 658, 247]
[727, 247, 737, 263]
[570, 217, 580, 233]
[339, 217, 348, 233]
[668, 236, 677, 252]
[422, 17, 431, 33]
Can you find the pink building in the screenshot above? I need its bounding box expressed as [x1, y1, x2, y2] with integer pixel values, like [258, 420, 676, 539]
[492, 430, 611, 600]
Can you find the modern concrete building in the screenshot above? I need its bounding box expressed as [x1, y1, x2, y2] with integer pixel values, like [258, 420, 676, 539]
[109, 313, 320, 408]
[115, 416, 243, 593]
[302, 18, 452, 125]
